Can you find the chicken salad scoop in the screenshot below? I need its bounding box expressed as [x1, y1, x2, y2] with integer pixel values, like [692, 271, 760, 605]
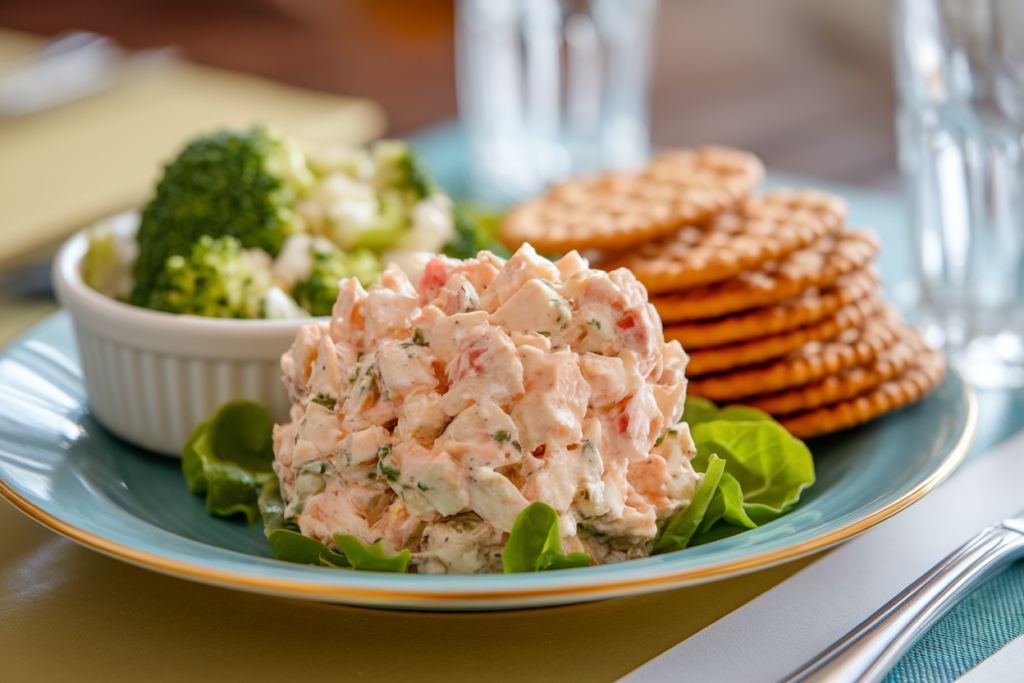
[274, 245, 702, 573]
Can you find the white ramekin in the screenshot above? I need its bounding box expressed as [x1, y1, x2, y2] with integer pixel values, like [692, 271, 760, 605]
[52, 215, 310, 457]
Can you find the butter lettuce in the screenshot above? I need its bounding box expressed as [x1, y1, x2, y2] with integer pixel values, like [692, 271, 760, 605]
[653, 396, 815, 554]
[691, 420, 815, 525]
[182, 401, 276, 524]
[504, 502, 591, 572]
[334, 535, 410, 573]
[652, 454, 726, 555]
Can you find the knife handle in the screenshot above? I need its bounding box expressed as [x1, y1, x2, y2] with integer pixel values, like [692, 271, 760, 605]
[780, 524, 1024, 683]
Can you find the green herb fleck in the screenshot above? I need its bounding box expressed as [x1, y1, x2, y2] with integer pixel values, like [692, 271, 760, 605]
[377, 445, 392, 458]
[401, 327, 428, 348]
[417, 482, 429, 491]
[311, 394, 337, 410]
[588, 319, 601, 329]
[492, 431, 511, 443]
[538, 331, 551, 338]
[378, 462, 401, 482]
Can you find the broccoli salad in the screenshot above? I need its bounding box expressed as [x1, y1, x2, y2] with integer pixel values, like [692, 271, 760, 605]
[82, 125, 489, 319]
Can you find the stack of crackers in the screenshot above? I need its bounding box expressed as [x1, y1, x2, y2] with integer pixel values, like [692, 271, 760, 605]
[500, 147, 946, 439]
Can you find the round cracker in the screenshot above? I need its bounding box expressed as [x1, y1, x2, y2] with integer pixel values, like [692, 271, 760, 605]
[663, 267, 878, 350]
[687, 307, 904, 399]
[652, 229, 881, 323]
[744, 334, 919, 416]
[778, 345, 947, 439]
[500, 146, 764, 253]
[682, 296, 879, 377]
[608, 188, 848, 294]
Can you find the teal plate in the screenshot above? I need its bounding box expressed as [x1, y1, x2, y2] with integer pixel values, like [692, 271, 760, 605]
[0, 313, 977, 611]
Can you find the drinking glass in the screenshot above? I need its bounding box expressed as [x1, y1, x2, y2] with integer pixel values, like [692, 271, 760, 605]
[456, 0, 658, 204]
[893, 0, 1024, 387]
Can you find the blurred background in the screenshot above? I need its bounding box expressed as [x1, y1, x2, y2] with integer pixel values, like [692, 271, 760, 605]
[0, 0, 897, 338]
[0, 0, 897, 183]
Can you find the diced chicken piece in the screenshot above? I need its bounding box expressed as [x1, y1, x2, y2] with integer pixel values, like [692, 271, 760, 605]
[466, 467, 531, 533]
[458, 252, 505, 294]
[395, 391, 449, 443]
[441, 325, 524, 416]
[586, 460, 659, 543]
[363, 268, 422, 343]
[579, 353, 629, 409]
[652, 343, 688, 428]
[490, 278, 572, 340]
[512, 346, 590, 453]
[422, 311, 490, 364]
[281, 320, 330, 403]
[554, 250, 589, 281]
[519, 444, 603, 535]
[330, 425, 391, 475]
[435, 400, 522, 469]
[329, 279, 368, 347]
[478, 244, 562, 313]
[290, 401, 345, 470]
[432, 273, 480, 316]
[340, 351, 398, 431]
[376, 338, 441, 403]
[307, 334, 358, 407]
[383, 442, 470, 517]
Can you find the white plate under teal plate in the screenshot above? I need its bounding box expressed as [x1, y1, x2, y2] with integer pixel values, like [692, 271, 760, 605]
[0, 313, 977, 611]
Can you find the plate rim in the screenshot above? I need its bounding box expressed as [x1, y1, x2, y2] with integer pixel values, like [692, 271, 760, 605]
[0, 330, 979, 607]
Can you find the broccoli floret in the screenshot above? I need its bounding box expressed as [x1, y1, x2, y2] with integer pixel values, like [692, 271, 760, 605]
[292, 246, 382, 316]
[145, 236, 272, 318]
[372, 140, 438, 201]
[130, 126, 313, 307]
[443, 202, 509, 259]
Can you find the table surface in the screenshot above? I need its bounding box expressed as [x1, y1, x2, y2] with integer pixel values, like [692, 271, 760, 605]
[2, 48, 1024, 681]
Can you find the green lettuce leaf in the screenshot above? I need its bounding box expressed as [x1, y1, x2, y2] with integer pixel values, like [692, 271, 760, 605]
[691, 420, 815, 525]
[257, 476, 291, 534]
[503, 502, 592, 573]
[653, 396, 815, 553]
[695, 471, 757, 536]
[334, 535, 411, 573]
[652, 454, 726, 555]
[181, 401, 276, 524]
[268, 528, 351, 567]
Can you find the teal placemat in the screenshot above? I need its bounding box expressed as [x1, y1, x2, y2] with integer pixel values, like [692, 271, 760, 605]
[409, 121, 1024, 682]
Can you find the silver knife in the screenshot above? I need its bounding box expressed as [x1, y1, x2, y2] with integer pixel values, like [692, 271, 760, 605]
[780, 514, 1024, 682]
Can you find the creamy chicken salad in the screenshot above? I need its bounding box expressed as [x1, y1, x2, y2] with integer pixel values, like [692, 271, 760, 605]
[272, 245, 699, 573]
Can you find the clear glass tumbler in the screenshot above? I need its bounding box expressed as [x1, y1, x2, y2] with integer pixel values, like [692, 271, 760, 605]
[456, 0, 658, 204]
[893, 0, 1024, 387]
